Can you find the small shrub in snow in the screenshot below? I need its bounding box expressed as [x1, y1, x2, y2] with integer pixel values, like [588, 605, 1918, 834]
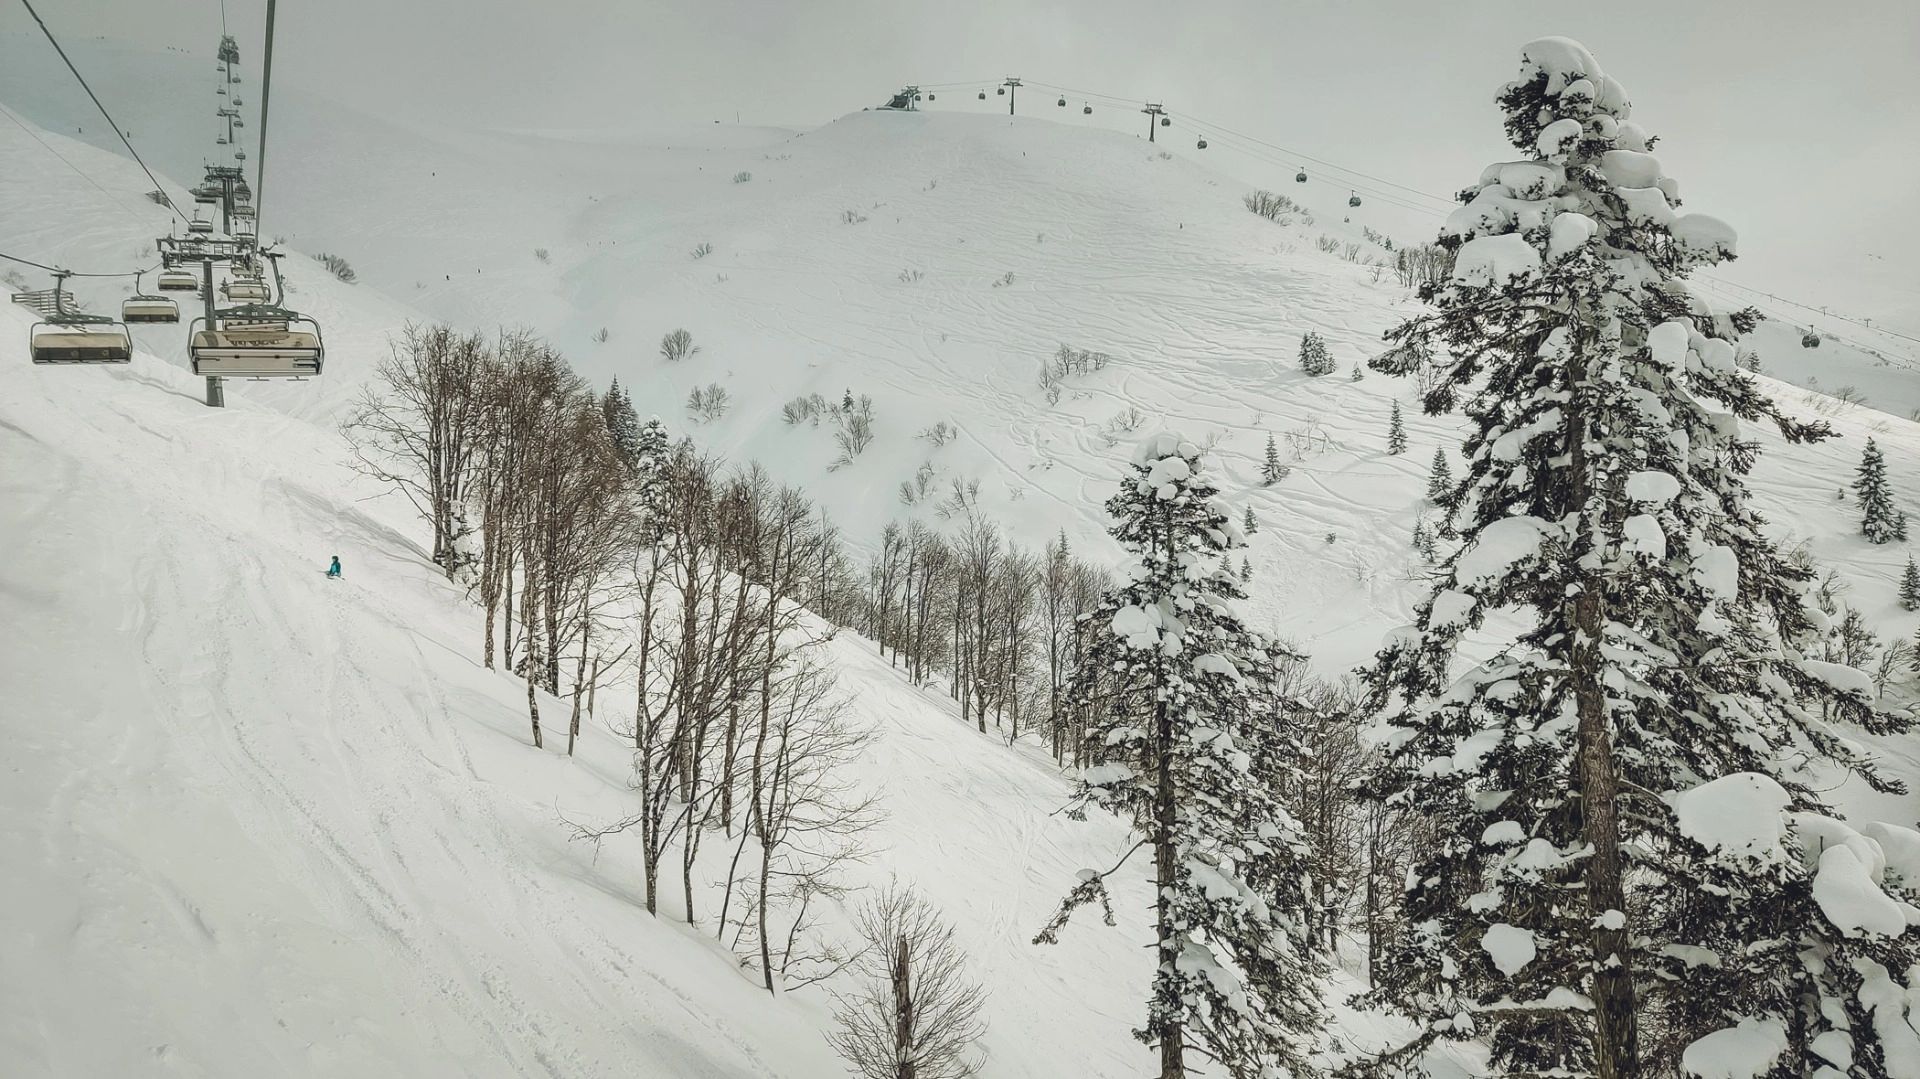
[660, 329, 698, 362]
[830, 395, 876, 469]
[1243, 189, 1298, 222]
[316, 252, 356, 283]
[1342, 241, 1362, 263]
[991, 271, 1015, 288]
[591, 327, 610, 344]
[898, 268, 924, 283]
[690, 242, 713, 260]
[919, 421, 956, 447]
[841, 209, 867, 224]
[898, 462, 937, 505]
[782, 394, 829, 426]
[686, 383, 730, 422]
[732, 171, 752, 184]
[1316, 235, 1341, 254]
[533, 247, 551, 264]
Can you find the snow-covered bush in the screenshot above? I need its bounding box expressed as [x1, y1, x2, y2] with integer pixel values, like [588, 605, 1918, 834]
[732, 171, 751, 184]
[690, 242, 713, 260]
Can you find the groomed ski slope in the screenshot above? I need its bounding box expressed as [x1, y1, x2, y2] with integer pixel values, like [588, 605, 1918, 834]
[4, 55, 1920, 1077]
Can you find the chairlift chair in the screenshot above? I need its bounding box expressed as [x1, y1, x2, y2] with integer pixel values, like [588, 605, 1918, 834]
[189, 306, 324, 378]
[927, 92, 935, 101]
[1196, 138, 1208, 149]
[1160, 116, 1171, 127]
[224, 279, 271, 303]
[1348, 192, 1361, 207]
[217, 136, 229, 145]
[996, 86, 1005, 95]
[233, 117, 245, 128]
[1082, 104, 1092, 115]
[188, 216, 214, 235]
[157, 269, 201, 293]
[122, 274, 180, 323]
[977, 90, 986, 100]
[21, 275, 132, 364]
[1295, 169, 1307, 183]
[193, 184, 220, 204]
[234, 150, 247, 160]
[1057, 97, 1066, 107]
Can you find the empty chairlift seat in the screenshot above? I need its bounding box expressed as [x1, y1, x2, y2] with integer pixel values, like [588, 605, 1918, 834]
[122, 295, 180, 323]
[225, 279, 270, 303]
[157, 269, 201, 292]
[189, 311, 324, 378]
[31, 320, 132, 364]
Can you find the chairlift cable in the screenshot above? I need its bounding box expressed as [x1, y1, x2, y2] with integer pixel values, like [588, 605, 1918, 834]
[14, 0, 189, 223]
[251, 0, 277, 239]
[0, 104, 159, 229]
[0, 249, 154, 278]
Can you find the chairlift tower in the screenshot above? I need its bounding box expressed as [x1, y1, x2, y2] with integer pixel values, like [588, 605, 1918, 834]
[1001, 76, 1021, 116]
[1142, 102, 1165, 143]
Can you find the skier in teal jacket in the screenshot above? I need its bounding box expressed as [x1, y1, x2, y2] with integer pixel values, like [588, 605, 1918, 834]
[326, 555, 342, 579]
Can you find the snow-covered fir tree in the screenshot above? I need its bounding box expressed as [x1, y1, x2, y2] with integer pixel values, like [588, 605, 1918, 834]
[1386, 400, 1408, 455]
[1425, 447, 1453, 505]
[600, 377, 643, 469]
[1037, 433, 1322, 1079]
[1261, 433, 1289, 486]
[1350, 363, 1365, 382]
[1902, 557, 1920, 613]
[1298, 330, 1335, 376]
[1356, 37, 1919, 1078]
[1239, 555, 1253, 583]
[1244, 505, 1259, 536]
[1854, 437, 1905, 544]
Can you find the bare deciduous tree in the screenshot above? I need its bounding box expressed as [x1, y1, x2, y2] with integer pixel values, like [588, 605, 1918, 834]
[829, 886, 987, 1079]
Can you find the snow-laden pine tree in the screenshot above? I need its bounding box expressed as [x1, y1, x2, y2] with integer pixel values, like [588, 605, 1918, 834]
[1386, 401, 1408, 456]
[1038, 433, 1322, 1079]
[1262, 433, 1289, 486]
[1425, 447, 1453, 505]
[1855, 437, 1905, 544]
[1902, 557, 1920, 613]
[1357, 37, 1920, 1079]
[1299, 331, 1335, 376]
[1244, 505, 1259, 536]
[601, 378, 643, 470]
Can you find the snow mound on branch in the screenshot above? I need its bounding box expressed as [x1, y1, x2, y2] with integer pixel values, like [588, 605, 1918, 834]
[1453, 233, 1542, 287]
[1673, 214, 1738, 260]
[1113, 602, 1168, 650]
[1671, 772, 1791, 862]
[1813, 844, 1910, 937]
[1682, 1018, 1788, 1078]
[1454, 515, 1552, 585]
[1480, 923, 1536, 976]
[1519, 37, 1603, 96]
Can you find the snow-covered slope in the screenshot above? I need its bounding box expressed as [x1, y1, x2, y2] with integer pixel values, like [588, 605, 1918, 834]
[5, 37, 1920, 1078]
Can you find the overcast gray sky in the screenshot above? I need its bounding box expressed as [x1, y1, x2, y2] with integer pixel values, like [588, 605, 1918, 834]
[7, 0, 1916, 334]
